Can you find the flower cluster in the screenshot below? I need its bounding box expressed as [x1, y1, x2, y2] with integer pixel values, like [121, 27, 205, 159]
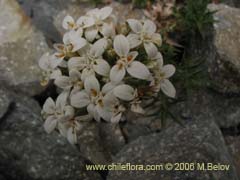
[39, 6, 176, 144]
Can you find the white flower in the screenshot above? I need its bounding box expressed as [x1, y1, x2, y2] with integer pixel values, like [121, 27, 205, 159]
[54, 69, 83, 92]
[70, 76, 112, 122]
[67, 38, 110, 81]
[38, 52, 62, 85]
[42, 92, 75, 134]
[110, 35, 152, 83]
[62, 15, 95, 31]
[102, 92, 126, 123]
[58, 114, 92, 144]
[130, 90, 145, 114]
[157, 65, 176, 98]
[145, 42, 163, 68]
[62, 15, 78, 30]
[83, 7, 113, 42]
[127, 19, 162, 50]
[63, 29, 87, 52]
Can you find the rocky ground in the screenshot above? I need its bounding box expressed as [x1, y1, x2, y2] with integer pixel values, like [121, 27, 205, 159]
[0, 0, 240, 180]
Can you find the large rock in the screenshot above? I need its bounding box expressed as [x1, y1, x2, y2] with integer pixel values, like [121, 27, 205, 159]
[225, 136, 240, 178]
[172, 89, 240, 128]
[107, 118, 238, 180]
[207, 4, 240, 94]
[77, 122, 125, 164]
[0, 88, 102, 180]
[0, 0, 50, 96]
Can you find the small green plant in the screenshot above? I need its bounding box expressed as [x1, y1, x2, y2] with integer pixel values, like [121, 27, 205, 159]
[175, 0, 215, 37]
[132, 0, 155, 8]
[90, 0, 104, 6]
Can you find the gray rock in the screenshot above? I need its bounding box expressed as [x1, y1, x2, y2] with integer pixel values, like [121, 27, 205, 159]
[222, 0, 240, 7]
[77, 122, 125, 164]
[77, 122, 111, 165]
[225, 136, 240, 178]
[107, 118, 238, 180]
[207, 4, 240, 94]
[0, 89, 102, 180]
[0, 88, 11, 119]
[172, 89, 240, 128]
[98, 123, 125, 156]
[0, 0, 50, 96]
[0, 175, 5, 180]
[16, 0, 70, 42]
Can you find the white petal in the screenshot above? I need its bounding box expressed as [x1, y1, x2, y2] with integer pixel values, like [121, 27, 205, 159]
[62, 15, 75, 30]
[68, 57, 87, 70]
[90, 38, 108, 57]
[99, 6, 112, 20]
[44, 116, 57, 134]
[77, 16, 95, 28]
[102, 91, 118, 107]
[56, 91, 69, 111]
[69, 69, 81, 80]
[156, 52, 164, 68]
[101, 23, 114, 38]
[43, 97, 55, 114]
[96, 105, 112, 121]
[143, 20, 156, 35]
[84, 76, 100, 95]
[50, 54, 64, 68]
[144, 42, 158, 59]
[127, 61, 152, 81]
[114, 35, 130, 57]
[102, 82, 117, 94]
[151, 33, 162, 46]
[93, 59, 110, 76]
[81, 68, 95, 82]
[39, 53, 50, 70]
[113, 84, 135, 101]
[160, 79, 176, 98]
[58, 122, 68, 137]
[162, 65, 175, 78]
[54, 76, 71, 89]
[85, 27, 98, 42]
[63, 32, 71, 44]
[127, 34, 141, 49]
[110, 64, 126, 83]
[72, 37, 87, 52]
[67, 127, 77, 144]
[50, 69, 62, 79]
[64, 105, 75, 119]
[127, 19, 142, 33]
[69, 31, 87, 52]
[70, 91, 90, 108]
[87, 104, 101, 122]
